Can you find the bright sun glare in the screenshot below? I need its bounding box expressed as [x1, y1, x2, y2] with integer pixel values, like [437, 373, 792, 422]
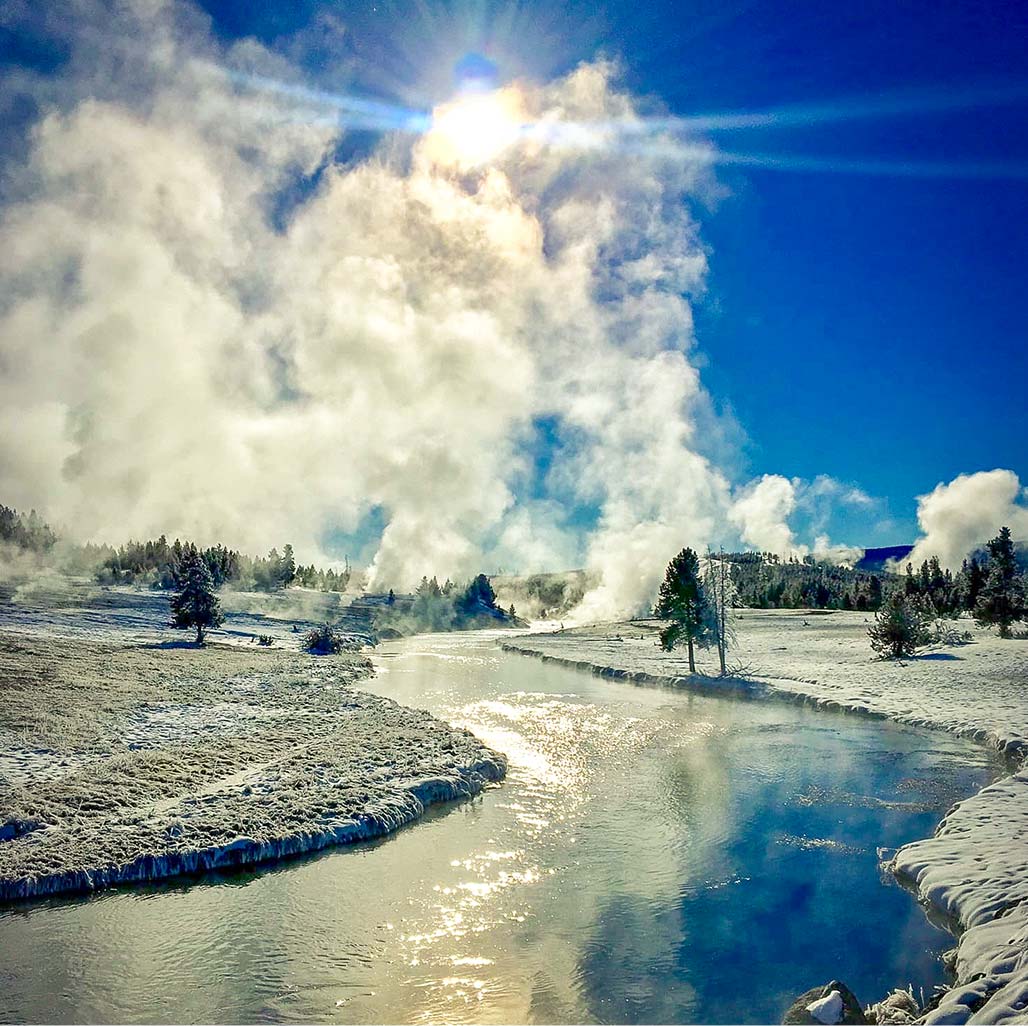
[428, 88, 525, 169]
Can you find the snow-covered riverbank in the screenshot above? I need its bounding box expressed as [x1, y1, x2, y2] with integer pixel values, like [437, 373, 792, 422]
[0, 628, 505, 902]
[503, 612, 1028, 1025]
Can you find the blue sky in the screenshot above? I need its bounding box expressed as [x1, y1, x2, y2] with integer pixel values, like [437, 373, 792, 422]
[1, 0, 1025, 581]
[192, 0, 1028, 548]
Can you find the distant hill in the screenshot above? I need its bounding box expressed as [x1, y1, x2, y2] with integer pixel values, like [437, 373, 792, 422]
[855, 545, 914, 572]
[855, 539, 1028, 574]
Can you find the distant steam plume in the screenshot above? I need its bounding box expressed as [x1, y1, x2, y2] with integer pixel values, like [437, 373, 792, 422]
[906, 470, 1028, 570]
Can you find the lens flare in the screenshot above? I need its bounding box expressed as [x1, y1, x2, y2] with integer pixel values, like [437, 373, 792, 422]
[219, 62, 1028, 181]
[425, 88, 525, 169]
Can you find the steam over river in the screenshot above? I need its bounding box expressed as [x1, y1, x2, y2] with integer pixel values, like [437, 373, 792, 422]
[0, 632, 1003, 1024]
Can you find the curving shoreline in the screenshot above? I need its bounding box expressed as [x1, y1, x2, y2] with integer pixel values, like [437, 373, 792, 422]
[2, 595, 1024, 1021]
[0, 628, 506, 904]
[0, 755, 507, 903]
[502, 616, 1028, 1025]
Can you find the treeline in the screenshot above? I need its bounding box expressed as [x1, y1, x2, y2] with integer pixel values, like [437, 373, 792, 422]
[871, 528, 1027, 649]
[724, 552, 885, 610]
[376, 573, 520, 635]
[93, 536, 350, 592]
[895, 544, 1025, 626]
[898, 555, 969, 616]
[490, 571, 592, 619]
[725, 545, 1023, 618]
[0, 504, 57, 553]
[909, 528, 1026, 636]
[0, 503, 351, 593]
[724, 529, 1027, 638]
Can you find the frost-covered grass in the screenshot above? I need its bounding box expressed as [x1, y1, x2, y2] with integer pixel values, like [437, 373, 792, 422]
[0, 625, 505, 902]
[0, 577, 375, 651]
[504, 611, 1028, 1025]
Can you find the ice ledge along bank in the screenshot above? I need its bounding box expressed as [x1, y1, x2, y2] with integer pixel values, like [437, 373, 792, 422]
[0, 631, 506, 903]
[502, 614, 1028, 1025]
[0, 754, 507, 903]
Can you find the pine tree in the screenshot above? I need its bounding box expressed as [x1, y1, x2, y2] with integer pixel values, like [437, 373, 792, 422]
[941, 568, 957, 615]
[456, 574, 497, 614]
[975, 526, 1025, 638]
[919, 560, 932, 595]
[171, 550, 224, 645]
[868, 591, 932, 658]
[904, 563, 918, 596]
[280, 544, 296, 587]
[960, 557, 988, 611]
[654, 548, 710, 672]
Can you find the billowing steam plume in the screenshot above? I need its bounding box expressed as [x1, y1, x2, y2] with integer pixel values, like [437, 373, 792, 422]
[907, 469, 1028, 570]
[0, 0, 866, 618]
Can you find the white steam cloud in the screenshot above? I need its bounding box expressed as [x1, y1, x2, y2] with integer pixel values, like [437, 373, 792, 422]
[906, 469, 1028, 570]
[0, 0, 867, 617]
[729, 475, 798, 554]
[726, 474, 868, 567]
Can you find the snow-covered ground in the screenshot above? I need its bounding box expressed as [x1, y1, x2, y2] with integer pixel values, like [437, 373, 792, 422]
[0, 587, 505, 901]
[0, 577, 376, 651]
[504, 611, 1028, 1025]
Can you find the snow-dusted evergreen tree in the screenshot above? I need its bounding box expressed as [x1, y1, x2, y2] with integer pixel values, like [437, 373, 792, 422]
[456, 574, 497, 614]
[654, 547, 710, 672]
[703, 549, 738, 676]
[868, 591, 932, 658]
[959, 556, 989, 611]
[975, 526, 1025, 638]
[171, 548, 223, 645]
[280, 544, 297, 587]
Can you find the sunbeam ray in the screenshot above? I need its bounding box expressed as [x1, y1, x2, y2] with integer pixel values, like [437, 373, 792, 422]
[217, 62, 1028, 180]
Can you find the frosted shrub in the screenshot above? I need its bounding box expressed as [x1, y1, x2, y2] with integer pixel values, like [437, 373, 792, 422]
[931, 621, 973, 647]
[303, 624, 342, 655]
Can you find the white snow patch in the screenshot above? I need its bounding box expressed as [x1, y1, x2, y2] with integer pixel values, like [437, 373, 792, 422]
[807, 989, 844, 1024]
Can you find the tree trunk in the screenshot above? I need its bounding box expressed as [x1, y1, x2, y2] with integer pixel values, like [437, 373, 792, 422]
[718, 554, 728, 675]
[196, 624, 204, 646]
[687, 637, 695, 673]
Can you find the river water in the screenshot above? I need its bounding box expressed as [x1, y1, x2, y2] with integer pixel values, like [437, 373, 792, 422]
[0, 631, 1003, 1024]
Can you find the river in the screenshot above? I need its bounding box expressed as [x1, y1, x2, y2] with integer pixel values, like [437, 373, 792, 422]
[0, 631, 1003, 1024]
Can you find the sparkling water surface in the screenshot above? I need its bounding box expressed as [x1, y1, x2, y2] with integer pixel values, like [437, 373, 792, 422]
[0, 631, 1003, 1024]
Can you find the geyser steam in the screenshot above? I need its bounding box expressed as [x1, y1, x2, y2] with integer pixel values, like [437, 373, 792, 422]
[0, 0, 863, 618]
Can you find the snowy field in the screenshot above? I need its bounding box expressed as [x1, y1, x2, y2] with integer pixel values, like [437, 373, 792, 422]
[0, 576, 376, 650]
[504, 612, 1028, 1025]
[0, 584, 505, 901]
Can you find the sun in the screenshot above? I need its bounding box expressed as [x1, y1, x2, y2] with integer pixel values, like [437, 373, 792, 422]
[425, 87, 526, 169]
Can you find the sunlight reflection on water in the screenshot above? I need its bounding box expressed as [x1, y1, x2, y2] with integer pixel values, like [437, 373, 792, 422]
[0, 631, 1005, 1025]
